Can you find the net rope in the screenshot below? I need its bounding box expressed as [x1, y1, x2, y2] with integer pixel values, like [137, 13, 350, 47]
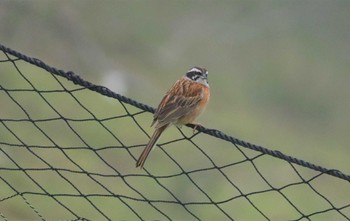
[0, 43, 349, 220]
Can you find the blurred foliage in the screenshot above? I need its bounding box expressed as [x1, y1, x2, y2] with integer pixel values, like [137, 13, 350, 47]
[1, 0, 350, 220]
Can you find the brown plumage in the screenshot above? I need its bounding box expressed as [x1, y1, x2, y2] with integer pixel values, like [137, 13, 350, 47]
[136, 67, 210, 169]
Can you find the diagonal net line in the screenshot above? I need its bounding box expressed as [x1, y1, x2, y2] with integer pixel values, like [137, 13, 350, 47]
[0, 43, 349, 220]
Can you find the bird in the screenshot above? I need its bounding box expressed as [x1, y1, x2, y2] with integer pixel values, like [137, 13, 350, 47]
[136, 67, 210, 169]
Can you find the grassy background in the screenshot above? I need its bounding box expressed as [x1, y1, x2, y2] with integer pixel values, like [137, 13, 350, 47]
[1, 1, 349, 220]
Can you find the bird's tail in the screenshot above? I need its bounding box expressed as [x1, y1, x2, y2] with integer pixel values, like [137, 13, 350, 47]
[136, 125, 168, 169]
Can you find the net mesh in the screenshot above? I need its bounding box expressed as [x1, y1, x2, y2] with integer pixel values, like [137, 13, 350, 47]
[0, 44, 349, 220]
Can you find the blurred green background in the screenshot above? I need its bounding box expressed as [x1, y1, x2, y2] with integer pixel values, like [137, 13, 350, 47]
[1, 1, 350, 220]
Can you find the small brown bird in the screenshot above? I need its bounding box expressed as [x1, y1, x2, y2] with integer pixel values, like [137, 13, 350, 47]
[136, 67, 210, 168]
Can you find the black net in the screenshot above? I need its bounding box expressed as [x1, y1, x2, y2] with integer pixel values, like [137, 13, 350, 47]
[0, 44, 349, 220]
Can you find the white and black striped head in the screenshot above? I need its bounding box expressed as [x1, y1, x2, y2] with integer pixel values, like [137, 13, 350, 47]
[185, 67, 209, 87]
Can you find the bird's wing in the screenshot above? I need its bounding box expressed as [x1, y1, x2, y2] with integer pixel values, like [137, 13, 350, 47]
[152, 79, 204, 128]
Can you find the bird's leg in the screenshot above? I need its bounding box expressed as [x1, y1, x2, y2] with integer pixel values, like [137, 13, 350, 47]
[191, 122, 203, 134]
